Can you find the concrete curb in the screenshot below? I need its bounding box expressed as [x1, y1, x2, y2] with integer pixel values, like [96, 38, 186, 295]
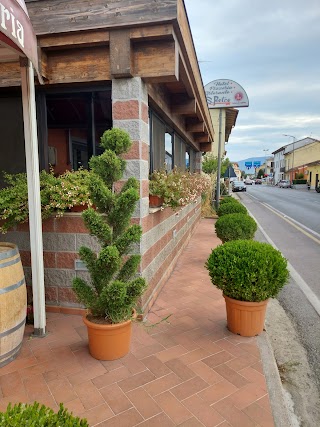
[257, 331, 293, 427]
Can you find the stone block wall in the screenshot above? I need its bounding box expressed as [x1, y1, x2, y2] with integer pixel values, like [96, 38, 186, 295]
[4, 214, 98, 308]
[140, 200, 201, 314]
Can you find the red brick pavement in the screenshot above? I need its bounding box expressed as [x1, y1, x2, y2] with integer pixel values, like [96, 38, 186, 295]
[0, 218, 275, 426]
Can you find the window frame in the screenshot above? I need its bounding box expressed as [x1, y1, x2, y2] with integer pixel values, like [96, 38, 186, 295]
[149, 109, 197, 173]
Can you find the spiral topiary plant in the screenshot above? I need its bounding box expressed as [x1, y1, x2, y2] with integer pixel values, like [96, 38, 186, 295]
[215, 213, 257, 243]
[217, 201, 247, 216]
[72, 128, 146, 324]
[205, 240, 289, 302]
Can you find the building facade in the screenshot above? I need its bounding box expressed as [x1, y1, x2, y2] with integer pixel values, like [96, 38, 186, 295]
[0, 0, 215, 313]
[283, 138, 319, 187]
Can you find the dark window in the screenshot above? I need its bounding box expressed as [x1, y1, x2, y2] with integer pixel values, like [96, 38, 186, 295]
[38, 87, 112, 173]
[149, 109, 196, 173]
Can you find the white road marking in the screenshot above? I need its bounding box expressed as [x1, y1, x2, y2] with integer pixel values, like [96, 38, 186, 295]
[245, 193, 320, 242]
[261, 202, 320, 243]
[247, 209, 320, 317]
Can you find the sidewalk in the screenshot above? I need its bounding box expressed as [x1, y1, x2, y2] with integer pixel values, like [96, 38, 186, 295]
[0, 218, 277, 426]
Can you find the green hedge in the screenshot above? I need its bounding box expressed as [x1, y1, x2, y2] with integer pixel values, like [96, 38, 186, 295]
[0, 402, 88, 426]
[292, 179, 307, 184]
[219, 197, 240, 205]
[205, 240, 289, 302]
[217, 201, 247, 217]
[215, 213, 257, 243]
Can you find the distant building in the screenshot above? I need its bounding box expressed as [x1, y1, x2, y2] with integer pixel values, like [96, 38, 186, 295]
[273, 137, 320, 188]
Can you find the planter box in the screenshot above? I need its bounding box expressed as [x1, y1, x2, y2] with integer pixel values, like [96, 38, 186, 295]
[149, 195, 164, 208]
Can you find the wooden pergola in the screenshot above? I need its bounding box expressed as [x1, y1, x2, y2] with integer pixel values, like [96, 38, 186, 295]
[1, 0, 214, 152]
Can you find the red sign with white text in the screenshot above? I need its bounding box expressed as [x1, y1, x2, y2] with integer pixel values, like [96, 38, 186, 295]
[0, 0, 39, 74]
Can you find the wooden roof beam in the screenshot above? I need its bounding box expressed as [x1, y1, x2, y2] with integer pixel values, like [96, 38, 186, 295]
[194, 134, 209, 143]
[200, 142, 211, 152]
[110, 29, 132, 78]
[38, 25, 175, 50]
[130, 24, 174, 42]
[172, 99, 196, 115]
[39, 30, 109, 49]
[186, 122, 205, 133]
[135, 39, 178, 83]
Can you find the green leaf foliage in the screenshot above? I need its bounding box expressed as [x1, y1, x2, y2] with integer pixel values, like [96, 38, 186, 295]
[116, 255, 141, 282]
[217, 201, 247, 217]
[88, 173, 113, 211]
[215, 213, 257, 243]
[114, 225, 142, 255]
[82, 208, 112, 246]
[98, 278, 146, 324]
[72, 128, 146, 322]
[108, 188, 140, 237]
[202, 153, 232, 176]
[205, 240, 289, 302]
[0, 169, 92, 233]
[0, 402, 88, 426]
[100, 127, 132, 156]
[89, 151, 124, 188]
[72, 277, 97, 310]
[219, 197, 240, 205]
[292, 179, 307, 184]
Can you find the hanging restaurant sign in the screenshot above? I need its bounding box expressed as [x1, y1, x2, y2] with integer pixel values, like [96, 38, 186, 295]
[0, 0, 40, 76]
[204, 79, 249, 109]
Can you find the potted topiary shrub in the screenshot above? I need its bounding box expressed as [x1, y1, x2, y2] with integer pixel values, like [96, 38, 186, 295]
[215, 213, 257, 243]
[72, 128, 147, 360]
[217, 201, 247, 216]
[205, 240, 289, 336]
[0, 402, 88, 426]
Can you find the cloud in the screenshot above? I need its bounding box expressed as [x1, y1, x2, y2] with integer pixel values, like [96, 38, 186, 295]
[184, 0, 320, 160]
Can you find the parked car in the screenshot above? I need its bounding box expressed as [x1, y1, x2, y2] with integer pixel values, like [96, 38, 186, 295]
[232, 181, 246, 192]
[244, 179, 253, 185]
[278, 179, 291, 188]
[255, 179, 262, 185]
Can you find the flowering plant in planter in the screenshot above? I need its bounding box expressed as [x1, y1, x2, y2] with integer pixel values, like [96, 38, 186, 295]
[149, 167, 211, 210]
[0, 168, 92, 233]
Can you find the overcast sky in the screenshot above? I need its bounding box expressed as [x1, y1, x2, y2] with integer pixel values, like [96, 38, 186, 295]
[184, 0, 320, 162]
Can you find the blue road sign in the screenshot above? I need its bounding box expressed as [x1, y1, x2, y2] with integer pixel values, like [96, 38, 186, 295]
[245, 162, 252, 168]
[253, 161, 261, 168]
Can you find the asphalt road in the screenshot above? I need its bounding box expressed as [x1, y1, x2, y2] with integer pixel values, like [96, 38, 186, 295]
[236, 185, 320, 391]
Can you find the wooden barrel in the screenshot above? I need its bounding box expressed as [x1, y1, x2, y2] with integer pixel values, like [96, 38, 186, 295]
[0, 243, 27, 367]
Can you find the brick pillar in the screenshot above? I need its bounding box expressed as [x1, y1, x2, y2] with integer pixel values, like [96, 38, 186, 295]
[112, 77, 149, 225]
[195, 151, 202, 173]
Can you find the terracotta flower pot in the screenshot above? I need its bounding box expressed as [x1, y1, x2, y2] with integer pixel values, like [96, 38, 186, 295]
[149, 195, 164, 208]
[83, 312, 135, 360]
[224, 295, 269, 337]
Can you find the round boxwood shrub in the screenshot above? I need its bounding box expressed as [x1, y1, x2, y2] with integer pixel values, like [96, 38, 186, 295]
[205, 240, 289, 302]
[215, 213, 257, 243]
[219, 197, 240, 205]
[217, 201, 247, 216]
[0, 402, 88, 426]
